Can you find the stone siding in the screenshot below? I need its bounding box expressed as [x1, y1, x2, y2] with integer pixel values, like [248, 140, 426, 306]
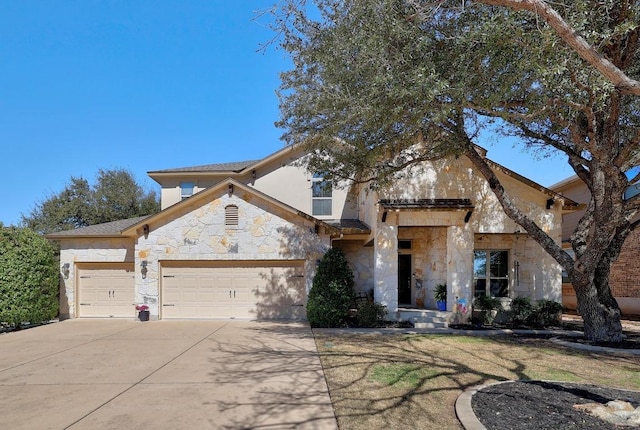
[336, 241, 374, 295]
[135, 188, 329, 316]
[365, 154, 563, 318]
[58, 238, 134, 319]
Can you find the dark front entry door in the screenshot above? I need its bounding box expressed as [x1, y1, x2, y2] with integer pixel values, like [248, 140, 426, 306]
[398, 254, 412, 305]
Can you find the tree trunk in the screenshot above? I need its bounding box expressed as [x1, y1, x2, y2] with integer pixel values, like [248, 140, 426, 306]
[573, 276, 623, 343]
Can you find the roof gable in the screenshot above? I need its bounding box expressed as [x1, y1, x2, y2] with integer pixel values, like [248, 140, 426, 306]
[121, 178, 338, 237]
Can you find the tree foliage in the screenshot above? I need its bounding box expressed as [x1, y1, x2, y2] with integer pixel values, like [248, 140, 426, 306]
[274, 0, 640, 342]
[307, 248, 355, 327]
[22, 168, 160, 234]
[0, 226, 58, 327]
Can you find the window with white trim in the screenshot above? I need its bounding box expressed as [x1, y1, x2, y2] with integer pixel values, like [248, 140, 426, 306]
[311, 173, 332, 216]
[180, 182, 194, 200]
[473, 250, 509, 298]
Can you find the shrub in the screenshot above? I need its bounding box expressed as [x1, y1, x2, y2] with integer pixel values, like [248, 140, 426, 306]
[307, 248, 355, 327]
[0, 226, 58, 327]
[528, 299, 563, 328]
[473, 295, 503, 325]
[510, 296, 534, 326]
[356, 302, 388, 327]
[474, 295, 502, 311]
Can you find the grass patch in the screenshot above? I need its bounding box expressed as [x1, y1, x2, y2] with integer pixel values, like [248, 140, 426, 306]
[525, 367, 581, 382]
[370, 363, 437, 388]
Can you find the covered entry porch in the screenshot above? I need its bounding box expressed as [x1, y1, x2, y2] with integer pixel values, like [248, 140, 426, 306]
[373, 199, 476, 321]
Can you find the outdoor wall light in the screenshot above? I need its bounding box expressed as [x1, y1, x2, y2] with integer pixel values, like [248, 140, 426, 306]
[546, 198, 555, 210]
[61, 263, 70, 279]
[141, 260, 148, 279]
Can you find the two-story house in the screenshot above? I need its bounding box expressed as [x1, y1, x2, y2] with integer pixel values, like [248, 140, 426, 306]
[48, 144, 576, 322]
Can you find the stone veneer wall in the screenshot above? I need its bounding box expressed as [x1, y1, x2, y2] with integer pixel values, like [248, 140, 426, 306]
[397, 227, 447, 308]
[473, 233, 559, 301]
[335, 241, 374, 295]
[374, 154, 563, 316]
[135, 190, 330, 317]
[58, 238, 135, 319]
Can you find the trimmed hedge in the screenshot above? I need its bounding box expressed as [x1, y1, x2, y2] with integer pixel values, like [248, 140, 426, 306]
[307, 248, 355, 327]
[0, 226, 58, 327]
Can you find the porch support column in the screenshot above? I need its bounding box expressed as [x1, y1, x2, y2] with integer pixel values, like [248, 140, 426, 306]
[447, 225, 473, 323]
[374, 223, 398, 317]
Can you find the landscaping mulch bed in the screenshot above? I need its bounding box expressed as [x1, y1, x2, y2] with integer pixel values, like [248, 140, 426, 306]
[472, 381, 640, 430]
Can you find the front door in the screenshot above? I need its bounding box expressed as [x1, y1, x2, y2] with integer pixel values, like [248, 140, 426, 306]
[398, 254, 412, 305]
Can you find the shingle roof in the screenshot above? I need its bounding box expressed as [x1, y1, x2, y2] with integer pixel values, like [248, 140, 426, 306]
[326, 219, 371, 234]
[46, 216, 147, 238]
[379, 199, 474, 210]
[149, 160, 259, 174]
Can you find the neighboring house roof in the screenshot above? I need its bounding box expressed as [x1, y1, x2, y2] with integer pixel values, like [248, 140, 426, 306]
[549, 175, 581, 190]
[45, 216, 148, 239]
[380, 199, 474, 210]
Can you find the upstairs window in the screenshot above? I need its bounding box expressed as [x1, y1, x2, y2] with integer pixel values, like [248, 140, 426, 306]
[311, 173, 332, 216]
[473, 250, 509, 298]
[225, 205, 239, 227]
[180, 182, 194, 200]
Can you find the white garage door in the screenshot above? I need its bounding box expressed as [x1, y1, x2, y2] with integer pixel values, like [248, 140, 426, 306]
[77, 263, 135, 318]
[161, 261, 306, 320]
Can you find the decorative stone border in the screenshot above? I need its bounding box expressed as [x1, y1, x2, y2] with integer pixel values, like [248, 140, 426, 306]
[550, 337, 640, 356]
[455, 381, 513, 430]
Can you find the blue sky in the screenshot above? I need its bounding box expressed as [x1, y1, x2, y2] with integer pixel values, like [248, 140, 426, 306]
[0, 1, 574, 226]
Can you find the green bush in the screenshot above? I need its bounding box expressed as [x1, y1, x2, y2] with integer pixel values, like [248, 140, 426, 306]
[510, 296, 534, 326]
[528, 299, 563, 328]
[307, 280, 355, 327]
[473, 295, 502, 311]
[473, 295, 503, 325]
[307, 248, 355, 327]
[356, 302, 388, 327]
[0, 226, 58, 327]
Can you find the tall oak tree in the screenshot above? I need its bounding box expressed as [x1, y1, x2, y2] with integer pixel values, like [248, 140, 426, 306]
[274, 0, 640, 342]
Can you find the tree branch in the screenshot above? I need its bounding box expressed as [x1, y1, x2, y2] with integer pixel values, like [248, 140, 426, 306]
[476, 0, 640, 96]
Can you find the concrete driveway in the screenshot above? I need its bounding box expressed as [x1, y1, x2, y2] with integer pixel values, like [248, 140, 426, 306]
[0, 320, 337, 430]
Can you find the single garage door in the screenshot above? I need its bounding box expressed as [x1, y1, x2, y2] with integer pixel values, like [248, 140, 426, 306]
[161, 260, 306, 320]
[77, 263, 135, 318]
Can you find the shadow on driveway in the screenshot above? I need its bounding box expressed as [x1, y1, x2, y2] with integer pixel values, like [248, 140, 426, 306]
[0, 319, 337, 430]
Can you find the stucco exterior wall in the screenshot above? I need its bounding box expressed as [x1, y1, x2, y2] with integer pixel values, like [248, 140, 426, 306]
[135, 187, 330, 317]
[157, 150, 359, 220]
[58, 238, 135, 319]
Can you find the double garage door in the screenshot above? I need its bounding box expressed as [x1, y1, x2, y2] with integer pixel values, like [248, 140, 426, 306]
[77, 263, 135, 318]
[161, 261, 306, 320]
